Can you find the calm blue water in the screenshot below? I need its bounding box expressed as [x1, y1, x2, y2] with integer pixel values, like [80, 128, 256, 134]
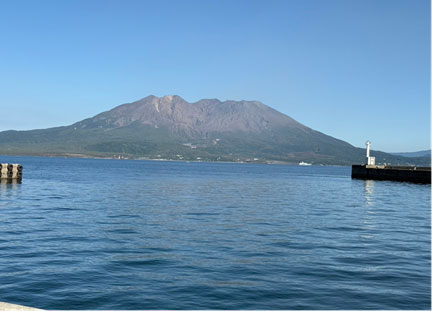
[0, 156, 430, 310]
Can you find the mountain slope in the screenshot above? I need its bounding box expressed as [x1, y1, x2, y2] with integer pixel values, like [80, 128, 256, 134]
[391, 150, 431, 158]
[0, 95, 427, 166]
[75, 95, 308, 134]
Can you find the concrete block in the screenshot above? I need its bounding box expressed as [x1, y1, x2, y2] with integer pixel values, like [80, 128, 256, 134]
[0, 301, 42, 311]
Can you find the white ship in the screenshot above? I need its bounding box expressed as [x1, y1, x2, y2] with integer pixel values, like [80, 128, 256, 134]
[299, 161, 312, 166]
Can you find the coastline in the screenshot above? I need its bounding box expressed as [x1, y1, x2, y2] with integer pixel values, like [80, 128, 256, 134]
[0, 152, 348, 166]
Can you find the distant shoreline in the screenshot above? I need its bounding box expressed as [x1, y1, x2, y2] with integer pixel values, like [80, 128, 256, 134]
[0, 152, 345, 166]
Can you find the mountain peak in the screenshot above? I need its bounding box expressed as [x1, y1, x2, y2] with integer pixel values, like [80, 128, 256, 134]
[138, 94, 185, 101]
[137, 95, 158, 102]
[77, 95, 306, 134]
[161, 95, 180, 102]
[159, 95, 187, 104]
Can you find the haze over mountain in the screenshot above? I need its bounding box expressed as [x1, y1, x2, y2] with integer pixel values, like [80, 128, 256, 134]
[0, 95, 428, 165]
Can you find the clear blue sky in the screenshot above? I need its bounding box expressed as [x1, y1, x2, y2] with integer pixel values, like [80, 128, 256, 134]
[0, 0, 429, 152]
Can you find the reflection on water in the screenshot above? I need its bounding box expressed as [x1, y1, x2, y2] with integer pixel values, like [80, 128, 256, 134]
[0, 178, 21, 185]
[359, 180, 378, 253]
[0, 179, 21, 195]
[364, 179, 375, 206]
[0, 179, 21, 208]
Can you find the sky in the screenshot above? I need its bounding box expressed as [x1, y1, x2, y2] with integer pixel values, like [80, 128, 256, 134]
[0, 0, 430, 152]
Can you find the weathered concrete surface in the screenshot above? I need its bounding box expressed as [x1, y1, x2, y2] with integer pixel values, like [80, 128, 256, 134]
[352, 165, 431, 184]
[0, 163, 22, 180]
[0, 302, 42, 311]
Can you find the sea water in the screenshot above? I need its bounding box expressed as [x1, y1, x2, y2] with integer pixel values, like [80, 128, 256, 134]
[0, 156, 430, 309]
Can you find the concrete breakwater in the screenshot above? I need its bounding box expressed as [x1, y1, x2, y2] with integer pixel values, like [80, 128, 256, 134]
[0, 301, 42, 311]
[0, 163, 23, 181]
[352, 165, 431, 184]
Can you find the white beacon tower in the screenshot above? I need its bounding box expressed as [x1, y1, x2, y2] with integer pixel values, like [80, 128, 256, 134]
[365, 140, 375, 166]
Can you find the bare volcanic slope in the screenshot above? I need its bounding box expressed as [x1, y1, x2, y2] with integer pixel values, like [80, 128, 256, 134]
[75, 95, 304, 134]
[0, 95, 424, 165]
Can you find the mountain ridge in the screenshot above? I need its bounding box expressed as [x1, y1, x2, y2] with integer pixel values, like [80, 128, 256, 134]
[0, 95, 428, 166]
[74, 95, 308, 135]
[391, 150, 431, 158]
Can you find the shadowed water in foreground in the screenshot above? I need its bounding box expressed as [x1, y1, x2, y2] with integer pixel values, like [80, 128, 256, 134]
[0, 156, 430, 309]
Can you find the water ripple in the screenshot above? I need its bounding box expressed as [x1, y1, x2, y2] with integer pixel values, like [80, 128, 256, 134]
[0, 156, 429, 309]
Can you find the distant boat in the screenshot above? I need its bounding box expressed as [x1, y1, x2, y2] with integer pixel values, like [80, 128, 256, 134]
[299, 161, 312, 166]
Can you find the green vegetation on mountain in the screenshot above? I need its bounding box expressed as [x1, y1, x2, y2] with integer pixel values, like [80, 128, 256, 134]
[0, 95, 429, 166]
